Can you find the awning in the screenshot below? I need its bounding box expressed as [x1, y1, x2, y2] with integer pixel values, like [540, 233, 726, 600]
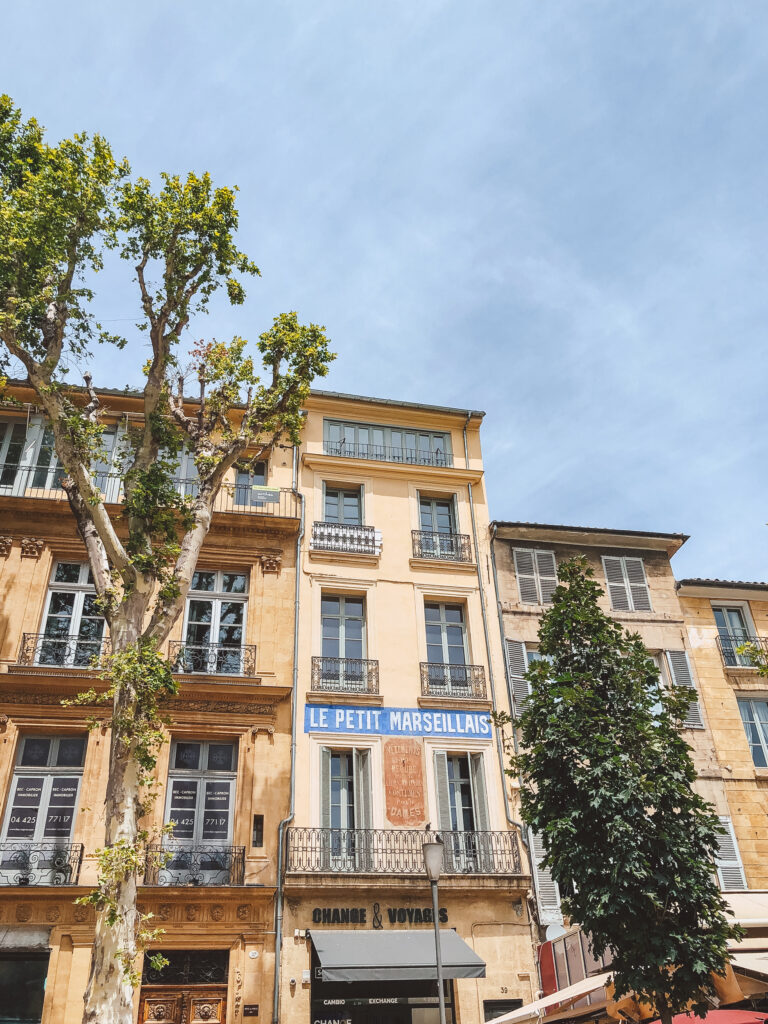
[730, 952, 768, 982]
[490, 972, 611, 1024]
[310, 929, 486, 982]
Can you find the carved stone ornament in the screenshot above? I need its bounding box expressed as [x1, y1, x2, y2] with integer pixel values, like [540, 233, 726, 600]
[185, 903, 200, 921]
[210, 904, 224, 921]
[73, 904, 89, 923]
[15, 904, 32, 922]
[161, 698, 279, 715]
[20, 537, 44, 559]
[46, 905, 61, 923]
[193, 1003, 216, 1021]
[0, 537, 12, 557]
[237, 904, 250, 921]
[151, 1005, 170, 1021]
[259, 550, 282, 574]
[158, 903, 172, 921]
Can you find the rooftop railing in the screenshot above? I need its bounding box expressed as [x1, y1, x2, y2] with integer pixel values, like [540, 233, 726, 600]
[322, 440, 453, 467]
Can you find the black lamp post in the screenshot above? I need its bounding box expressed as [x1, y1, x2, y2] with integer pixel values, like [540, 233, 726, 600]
[422, 833, 447, 1024]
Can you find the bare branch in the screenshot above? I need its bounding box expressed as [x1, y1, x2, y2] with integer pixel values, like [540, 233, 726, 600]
[82, 372, 101, 423]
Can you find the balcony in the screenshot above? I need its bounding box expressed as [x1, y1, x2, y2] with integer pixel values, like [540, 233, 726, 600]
[311, 656, 380, 695]
[310, 522, 381, 556]
[717, 634, 768, 669]
[412, 530, 472, 562]
[420, 662, 487, 699]
[322, 440, 453, 468]
[0, 465, 300, 519]
[0, 842, 83, 885]
[144, 845, 245, 886]
[17, 633, 111, 669]
[168, 642, 257, 677]
[286, 828, 522, 875]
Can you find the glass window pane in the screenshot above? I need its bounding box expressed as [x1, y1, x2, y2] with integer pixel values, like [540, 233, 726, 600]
[344, 598, 364, 617]
[167, 779, 197, 839]
[20, 738, 51, 767]
[5, 778, 44, 837]
[202, 781, 231, 840]
[56, 736, 86, 767]
[424, 604, 441, 622]
[54, 563, 81, 583]
[222, 574, 247, 594]
[321, 596, 340, 615]
[191, 572, 215, 592]
[43, 777, 79, 838]
[174, 743, 201, 771]
[207, 744, 234, 772]
[0, 954, 48, 1021]
[444, 606, 464, 624]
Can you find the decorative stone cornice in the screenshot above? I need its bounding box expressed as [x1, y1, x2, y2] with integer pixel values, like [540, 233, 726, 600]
[20, 537, 44, 558]
[259, 550, 282, 574]
[0, 537, 12, 557]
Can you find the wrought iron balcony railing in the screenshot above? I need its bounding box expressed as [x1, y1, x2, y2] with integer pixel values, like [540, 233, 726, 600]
[0, 842, 83, 886]
[286, 828, 522, 875]
[420, 662, 487, 699]
[144, 845, 245, 886]
[310, 522, 381, 556]
[412, 530, 472, 562]
[169, 642, 257, 677]
[717, 633, 768, 669]
[311, 656, 380, 694]
[17, 632, 111, 669]
[0, 465, 300, 519]
[322, 440, 453, 467]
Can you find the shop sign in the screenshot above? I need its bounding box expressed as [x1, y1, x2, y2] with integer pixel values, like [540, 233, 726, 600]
[311, 903, 448, 926]
[243, 1006, 259, 1017]
[384, 738, 425, 826]
[305, 704, 491, 738]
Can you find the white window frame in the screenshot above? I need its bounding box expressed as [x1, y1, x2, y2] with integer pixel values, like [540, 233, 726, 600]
[180, 570, 249, 673]
[163, 739, 238, 848]
[37, 562, 107, 667]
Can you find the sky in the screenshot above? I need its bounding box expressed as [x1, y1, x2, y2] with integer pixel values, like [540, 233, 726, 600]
[4, 1, 767, 580]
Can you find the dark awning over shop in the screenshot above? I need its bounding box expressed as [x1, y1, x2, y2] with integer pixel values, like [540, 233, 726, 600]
[311, 929, 486, 982]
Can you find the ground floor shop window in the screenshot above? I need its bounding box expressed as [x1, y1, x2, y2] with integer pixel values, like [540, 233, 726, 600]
[311, 964, 455, 1024]
[484, 999, 523, 1021]
[0, 952, 49, 1024]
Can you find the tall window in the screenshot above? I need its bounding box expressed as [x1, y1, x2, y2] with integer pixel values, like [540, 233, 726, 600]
[324, 419, 452, 466]
[1, 735, 86, 884]
[32, 424, 121, 499]
[38, 562, 106, 667]
[180, 571, 248, 674]
[419, 496, 456, 534]
[433, 751, 489, 871]
[601, 556, 652, 612]
[714, 605, 754, 667]
[234, 460, 268, 506]
[323, 485, 363, 525]
[513, 549, 558, 605]
[0, 420, 27, 488]
[162, 740, 238, 884]
[424, 603, 469, 695]
[321, 595, 365, 661]
[320, 747, 371, 869]
[738, 699, 768, 767]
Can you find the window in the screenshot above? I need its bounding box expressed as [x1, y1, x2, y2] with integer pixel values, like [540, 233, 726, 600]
[0, 953, 49, 1023]
[324, 419, 452, 467]
[485, 1001, 524, 1021]
[234, 460, 268, 507]
[662, 650, 704, 729]
[37, 562, 106, 667]
[32, 424, 122, 500]
[513, 549, 558, 605]
[318, 595, 367, 688]
[0, 735, 86, 884]
[179, 571, 248, 674]
[434, 751, 490, 870]
[0, 420, 27, 489]
[323, 485, 363, 525]
[162, 740, 238, 884]
[419, 495, 456, 534]
[425, 603, 472, 694]
[738, 699, 768, 767]
[714, 605, 755, 667]
[529, 830, 563, 927]
[715, 816, 747, 890]
[602, 555, 652, 612]
[504, 640, 551, 710]
[415, 495, 470, 560]
[319, 747, 371, 869]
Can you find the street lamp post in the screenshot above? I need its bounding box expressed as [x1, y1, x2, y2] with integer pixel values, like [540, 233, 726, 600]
[422, 834, 447, 1024]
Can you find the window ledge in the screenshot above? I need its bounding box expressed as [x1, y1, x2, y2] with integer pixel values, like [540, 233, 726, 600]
[308, 548, 380, 567]
[409, 557, 477, 574]
[754, 767, 768, 780]
[306, 691, 384, 706]
[417, 695, 492, 712]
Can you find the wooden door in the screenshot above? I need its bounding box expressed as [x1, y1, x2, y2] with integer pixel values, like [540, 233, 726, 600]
[139, 987, 227, 1024]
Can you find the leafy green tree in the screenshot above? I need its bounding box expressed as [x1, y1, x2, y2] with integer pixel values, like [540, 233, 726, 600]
[0, 96, 333, 1024]
[504, 557, 741, 1024]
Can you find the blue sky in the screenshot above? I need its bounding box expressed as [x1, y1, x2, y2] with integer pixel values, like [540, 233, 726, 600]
[5, 1, 767, 579]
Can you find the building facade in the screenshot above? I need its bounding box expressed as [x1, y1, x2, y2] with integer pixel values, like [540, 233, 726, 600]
[277, 393, 538, 1024]
[0, 383, 301, 1023]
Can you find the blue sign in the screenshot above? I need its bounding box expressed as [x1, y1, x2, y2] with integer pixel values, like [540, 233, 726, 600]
[304, 704, 492, 738]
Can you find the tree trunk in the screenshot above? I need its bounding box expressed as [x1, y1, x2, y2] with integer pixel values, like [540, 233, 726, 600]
[659, 1006, 674, 1024]
[82, 627, 144, 1024]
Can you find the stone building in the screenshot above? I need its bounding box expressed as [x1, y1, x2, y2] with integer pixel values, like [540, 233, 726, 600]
[0, 382, 301, 1023]
[276, 392, 538, 1024]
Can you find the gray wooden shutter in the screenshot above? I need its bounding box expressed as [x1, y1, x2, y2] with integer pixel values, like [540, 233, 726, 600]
[602, 556, 630, 610]
[529, 830, 563, 926]
[353, 748, 372, 829]
[536, 550, 558, 604]
[505, 639, 531, 711]
[624, 557, 652, 611]
[433, 751, 453, 833]
[469, 754, 489, 831]
[665, 650, 704, 729]
[513, 549, 539, 604]
[320, 747, 332, 829]
[715, 817, 747, 890]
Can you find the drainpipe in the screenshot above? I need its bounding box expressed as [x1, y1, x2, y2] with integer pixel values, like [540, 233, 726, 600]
[462, 414, 522, 836]
[272, 445, 304, 1024]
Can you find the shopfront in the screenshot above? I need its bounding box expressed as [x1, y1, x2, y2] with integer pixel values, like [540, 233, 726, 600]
[309, 929, 485, 1024]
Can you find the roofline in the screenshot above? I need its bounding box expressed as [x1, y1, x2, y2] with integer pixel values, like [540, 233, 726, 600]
[676, 578, 768, 594]
[307, 388, 485, 419]
[491, 521, 689, 543]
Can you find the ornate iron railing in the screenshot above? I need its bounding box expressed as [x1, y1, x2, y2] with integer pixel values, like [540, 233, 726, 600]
[0, 842, 83, 885]
[168, 642, 257, 677]
[311, 656, 380, 694]
[311, 522, 380, 555]
[144, 845, 245, 886]
[0, 465, 300, 518]
[17, 632, 111, 668]
[322, 441, 453, 467]
[286, 828, 522, 875]
[420, 662, 487, 699]
[717, 634, 768, 669]
[412, 530, 472, 562]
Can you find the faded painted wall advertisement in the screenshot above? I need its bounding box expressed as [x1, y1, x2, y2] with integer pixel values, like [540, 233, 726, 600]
[383, 738, 425, 826]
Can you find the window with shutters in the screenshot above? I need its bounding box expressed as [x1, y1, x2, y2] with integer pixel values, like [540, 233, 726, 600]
[529, 830, 563, 926]
[663, 650, 704, 729]
[319, 747, 372, 870]
[713, 605, 756, 667]
[179, 570, 248, 674]
[433, 750, 490, 871]
[738, 699, 768, 767]
[601, 556, 652, 612]
[513, 549, 558, 605]
[715, 817, 747, 890]
[504, 640, 552, 712]
[36, 562, 107, 667]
